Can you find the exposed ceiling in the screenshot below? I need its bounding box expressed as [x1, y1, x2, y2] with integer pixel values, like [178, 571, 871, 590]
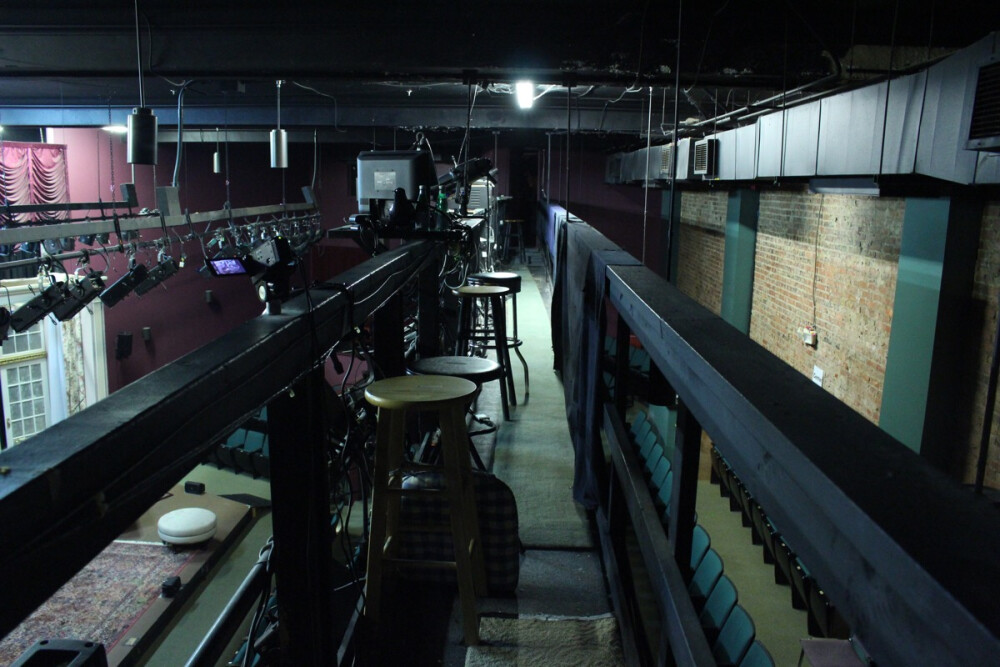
[1, 1, 997, 151]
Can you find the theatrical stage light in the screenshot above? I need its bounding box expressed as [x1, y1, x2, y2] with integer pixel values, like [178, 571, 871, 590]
[99, 263, 149, 307]
[51, 272, 105, 321]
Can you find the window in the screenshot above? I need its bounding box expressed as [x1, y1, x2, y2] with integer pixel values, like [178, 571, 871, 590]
[0, 285, 50, 449]
[0, 278, 107, 450]
[3, 360, 48, 444]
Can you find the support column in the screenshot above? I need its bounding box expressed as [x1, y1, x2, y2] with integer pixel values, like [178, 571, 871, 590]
[373, 293, 405, 378]
[268, 367, 334, 667]
[417, 258, 441, 358]
[661, 190, 682, 284]
[720, 188, 759, 334]
[669, 401, 702, 582]
[880, 196, 981, 469]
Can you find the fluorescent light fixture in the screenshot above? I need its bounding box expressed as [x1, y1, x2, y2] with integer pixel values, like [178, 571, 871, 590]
[102, 124, 128, 134]
[809, 177, 880, 196]
[515, 81, 534, 109]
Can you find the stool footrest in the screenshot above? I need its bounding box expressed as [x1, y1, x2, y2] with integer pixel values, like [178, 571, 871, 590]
[386, 557, 459, 570]
[384, 486, 447, 495]
[395, 524, 456, 534]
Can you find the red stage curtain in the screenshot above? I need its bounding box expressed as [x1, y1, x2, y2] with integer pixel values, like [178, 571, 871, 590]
[1, 141, 70, 223]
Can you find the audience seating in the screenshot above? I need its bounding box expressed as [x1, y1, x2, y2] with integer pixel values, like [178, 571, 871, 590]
[689, 548, 724, 610]
[700, 574, 738, 644]
[740, 640, 776, 667]
[710, 443, 857, 644]
[690, 523, 710, 571]
[712, 604, 756, 666]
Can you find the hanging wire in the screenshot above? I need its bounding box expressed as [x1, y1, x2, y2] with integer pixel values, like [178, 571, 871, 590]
[172, 81, 193, 188]
[133, 0, 144, 108]
[641, 86, 653, 265]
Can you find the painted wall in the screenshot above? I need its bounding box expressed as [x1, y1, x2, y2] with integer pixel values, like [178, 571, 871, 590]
[47, 129, 363, 391]
[551, 147, 661, 270]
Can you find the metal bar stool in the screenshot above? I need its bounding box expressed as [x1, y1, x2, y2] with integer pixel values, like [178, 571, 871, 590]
[466, 271, 529, 404]
[364, 375, 488, 648]
[502, 219, 526, 265]
[454, 284, 516, 409]
[411, 354, 510, 425]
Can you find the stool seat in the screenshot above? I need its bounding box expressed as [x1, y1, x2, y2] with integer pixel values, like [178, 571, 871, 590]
[411, 356, 504, 383]
[365, 375, 477, 411]
[456, 284, 510, 298]
[158, 507, 218, 545]
[467, 271, 521, 293]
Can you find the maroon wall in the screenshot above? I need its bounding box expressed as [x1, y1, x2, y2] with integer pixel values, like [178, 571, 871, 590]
[546, 146, 663, 270]
[50, 129, 364, 391]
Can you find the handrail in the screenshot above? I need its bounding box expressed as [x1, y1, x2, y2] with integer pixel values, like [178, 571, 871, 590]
[605, 263, 1000, 666]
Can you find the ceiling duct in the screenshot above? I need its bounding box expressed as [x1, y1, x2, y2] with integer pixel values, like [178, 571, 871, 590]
[605, 153, 623, 185]
[967, 57, 1000, 151]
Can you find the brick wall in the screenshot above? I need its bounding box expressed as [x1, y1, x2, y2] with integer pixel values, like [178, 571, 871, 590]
[968, 202, 1000, 485]
[676, 191, 727, 314]
[750, 188, 904, 423]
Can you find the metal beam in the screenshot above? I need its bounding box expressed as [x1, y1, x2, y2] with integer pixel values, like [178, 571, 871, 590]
[0, 104, 646, 134]
[606, 263, 1000, 666]
[0, 201, 316, 245]
[0, 239, 438, 641]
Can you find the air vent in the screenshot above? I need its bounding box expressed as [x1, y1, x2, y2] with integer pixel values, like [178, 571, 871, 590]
[660, 143, 674, 178]
[693, 138, 718, 176]
[968, 59, 1000, 151]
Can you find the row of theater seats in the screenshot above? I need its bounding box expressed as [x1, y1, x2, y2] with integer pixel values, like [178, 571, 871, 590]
[628, 410, 775, 667]
[603, 336, 652, 400]
[710, 446, 875, 663]
[206, 411, 271, 479]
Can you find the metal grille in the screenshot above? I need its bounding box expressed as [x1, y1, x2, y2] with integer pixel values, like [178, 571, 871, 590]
[969, 60, 1000, 149]
[660, 144, 673, 178]
[693, 139, 717, 176]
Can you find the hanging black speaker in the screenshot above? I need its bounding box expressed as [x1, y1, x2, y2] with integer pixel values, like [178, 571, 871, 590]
[127, 107, 158, 165]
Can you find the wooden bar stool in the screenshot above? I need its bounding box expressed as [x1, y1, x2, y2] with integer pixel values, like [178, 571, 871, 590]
[467, 271, 530, 404]
[454, 284, 516, 409]
[364, 375, 487, 648]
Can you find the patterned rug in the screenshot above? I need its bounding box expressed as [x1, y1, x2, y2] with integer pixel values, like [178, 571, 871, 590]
[465, 613, 625, 666]
[0, 541, 194, 666]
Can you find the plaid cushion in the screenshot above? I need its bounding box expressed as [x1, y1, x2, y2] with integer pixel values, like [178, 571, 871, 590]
[396, 471, 521, 594]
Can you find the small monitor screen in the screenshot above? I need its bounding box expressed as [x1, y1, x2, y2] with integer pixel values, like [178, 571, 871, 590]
[356, 150, 437, 212]
[207, 258, 247, 276]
